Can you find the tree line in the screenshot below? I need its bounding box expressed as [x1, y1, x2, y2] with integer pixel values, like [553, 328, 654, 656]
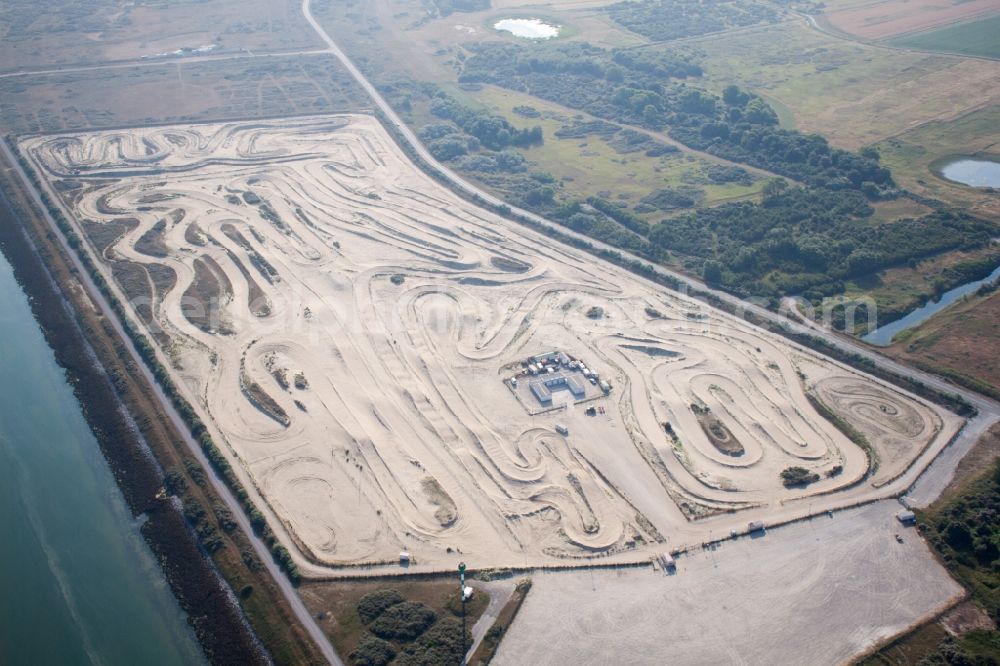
[607, 0, 780, 42]
[459, 41, 894, 197]
[455, 41, 998, 303]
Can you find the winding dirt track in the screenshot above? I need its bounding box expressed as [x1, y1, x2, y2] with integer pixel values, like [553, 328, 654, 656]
[21, 115, 960, 573]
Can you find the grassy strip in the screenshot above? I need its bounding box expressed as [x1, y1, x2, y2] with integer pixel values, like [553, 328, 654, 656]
[468, 579, 533, 666]
[0, 170, 269, 664]
[862, 425, 1000, 664]
[858, 613, 951, 665]
[805, 393, 878, 476]
[907, 359, 1000, 405]
[919, 469, 1000, 626]
[2, 140, 323, 664]
[888, 14, 1000, 60]
[8, 136, 299, 583]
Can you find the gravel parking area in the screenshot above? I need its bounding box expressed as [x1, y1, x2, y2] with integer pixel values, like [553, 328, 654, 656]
[496, 501, 962, 665]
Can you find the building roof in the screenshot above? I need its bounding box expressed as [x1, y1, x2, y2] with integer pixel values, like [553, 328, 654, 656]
[530, 380, 552, 403]
[566, 375, 587, 396]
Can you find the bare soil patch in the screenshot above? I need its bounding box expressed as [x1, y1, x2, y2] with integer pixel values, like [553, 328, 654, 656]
[941, 600, 997, 637]
[823, 0, 1000, 41]
[182, 255, 233, 335]
[697, 414, 744, 457]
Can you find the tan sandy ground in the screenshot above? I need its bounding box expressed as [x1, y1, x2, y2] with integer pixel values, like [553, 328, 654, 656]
[20, 115, 961, 575]
[823, 0, 1000, 41]
[494, 501, 964, 666]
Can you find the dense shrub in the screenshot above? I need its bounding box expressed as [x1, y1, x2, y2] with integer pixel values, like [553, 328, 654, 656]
[357, 588, 406, 624]
[369, 601, 437, 641]
[907, 457, 1000, 661]
[394, 618, 470, 666]
[459, 42, 892, 195]
[607, 0, 779, 41]
[454, 150, 527, 173]
[781, 466, 820, 487]
[704, 164, 753, 186]
[349, 635, 396, 666]
[418, 123, 461, 141]
[430, 94, 542, 151]
[427, 136, 473, 161]
[641, 186, 704, 211]
[587, 197, 651, 236]
[646, 188, 994, 296]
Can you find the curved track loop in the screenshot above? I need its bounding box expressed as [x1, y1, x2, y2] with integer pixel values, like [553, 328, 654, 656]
[22, 115, 952, 568]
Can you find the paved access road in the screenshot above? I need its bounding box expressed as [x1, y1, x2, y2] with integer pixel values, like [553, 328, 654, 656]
[466, 579, 518, 659]
[0, 141, 344, 666]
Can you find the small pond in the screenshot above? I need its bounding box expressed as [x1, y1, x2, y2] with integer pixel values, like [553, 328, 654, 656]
[936, 157, 1000, 188]
[494, 18, 561, 39]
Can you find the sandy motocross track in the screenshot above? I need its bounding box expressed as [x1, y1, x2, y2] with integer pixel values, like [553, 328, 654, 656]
[21, 115, 961, 571]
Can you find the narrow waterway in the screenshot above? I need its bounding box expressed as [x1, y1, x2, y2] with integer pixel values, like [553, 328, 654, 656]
[863, 263, 1000, 346]
[0, 250, 204, 666]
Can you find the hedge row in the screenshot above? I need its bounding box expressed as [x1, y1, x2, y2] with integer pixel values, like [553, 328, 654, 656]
[7, 137, 301, 584]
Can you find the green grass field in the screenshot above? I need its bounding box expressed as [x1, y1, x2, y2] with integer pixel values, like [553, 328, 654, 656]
[876, 105, 1000, 212]
[465, 85, 765, 211]
[889, 14, 1000, 59]
[688, 20, 999, 150]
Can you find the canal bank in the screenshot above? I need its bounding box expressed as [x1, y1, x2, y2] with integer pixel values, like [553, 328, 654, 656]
[863, 263, 1000, 346]
[0, 245, 205, 664]
[0, 162, 281, 664]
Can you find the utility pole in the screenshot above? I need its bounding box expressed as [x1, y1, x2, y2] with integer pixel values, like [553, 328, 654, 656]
[459, 561, 467, 666]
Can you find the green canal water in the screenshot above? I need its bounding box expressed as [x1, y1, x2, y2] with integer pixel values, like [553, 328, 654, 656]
[0, 250, 205, 666]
